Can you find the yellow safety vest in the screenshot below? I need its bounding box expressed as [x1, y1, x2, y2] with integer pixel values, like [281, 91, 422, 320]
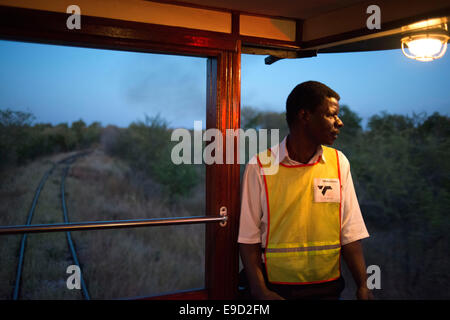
[257, 146, 341, 284]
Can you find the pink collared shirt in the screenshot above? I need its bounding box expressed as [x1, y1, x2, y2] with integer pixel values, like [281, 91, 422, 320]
[238, 136, 369, 250]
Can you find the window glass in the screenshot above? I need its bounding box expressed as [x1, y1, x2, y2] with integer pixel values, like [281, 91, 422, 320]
[0, 40, 206, 299]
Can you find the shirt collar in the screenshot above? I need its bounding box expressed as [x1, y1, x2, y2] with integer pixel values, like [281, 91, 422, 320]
[275, 136, 326, 165]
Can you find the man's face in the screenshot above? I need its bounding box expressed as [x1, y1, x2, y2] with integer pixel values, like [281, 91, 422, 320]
[305, 97, 344, 146]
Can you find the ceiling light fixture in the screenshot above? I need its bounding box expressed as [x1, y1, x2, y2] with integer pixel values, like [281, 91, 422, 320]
[401, 24, 449, 62]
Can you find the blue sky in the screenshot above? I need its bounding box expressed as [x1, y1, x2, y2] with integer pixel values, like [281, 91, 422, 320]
[0, 39, 449, 129]
[242, 49, 450, 127]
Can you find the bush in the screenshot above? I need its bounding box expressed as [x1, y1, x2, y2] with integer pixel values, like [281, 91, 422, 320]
[0, 109, 101, 170]
[107, 114, 199, 199]
[0, 109, 35, 167]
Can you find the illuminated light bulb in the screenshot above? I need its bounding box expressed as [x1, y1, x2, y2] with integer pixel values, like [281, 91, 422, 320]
[408, 38, 443, 57]
[401, 33, 449, 62]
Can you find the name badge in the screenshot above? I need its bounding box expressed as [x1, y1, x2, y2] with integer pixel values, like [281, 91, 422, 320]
[313, 178, 340, 203]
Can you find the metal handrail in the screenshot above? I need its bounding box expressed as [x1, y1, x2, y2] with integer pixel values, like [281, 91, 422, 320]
[0, 215, 228, 235]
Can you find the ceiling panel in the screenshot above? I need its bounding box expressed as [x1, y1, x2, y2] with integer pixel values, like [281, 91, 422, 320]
[171, 0, 368, 20]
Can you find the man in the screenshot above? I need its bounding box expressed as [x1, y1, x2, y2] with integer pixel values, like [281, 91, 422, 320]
[238, 81, 372, 300]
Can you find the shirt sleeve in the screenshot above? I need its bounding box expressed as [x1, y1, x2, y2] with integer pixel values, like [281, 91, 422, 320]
[238, 160, 263, 244]
[339, 151, 370, 245]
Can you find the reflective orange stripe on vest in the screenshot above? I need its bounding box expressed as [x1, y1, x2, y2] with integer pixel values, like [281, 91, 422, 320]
[257, 146, 342, 285]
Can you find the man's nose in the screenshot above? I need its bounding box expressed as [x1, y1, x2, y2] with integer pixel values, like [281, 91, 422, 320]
[336, 116, 344, 128]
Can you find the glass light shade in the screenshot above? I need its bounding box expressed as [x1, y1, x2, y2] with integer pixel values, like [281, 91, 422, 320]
[401, 34, 449, 62]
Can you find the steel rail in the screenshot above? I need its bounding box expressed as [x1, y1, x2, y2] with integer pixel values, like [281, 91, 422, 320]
[12, 152, 89, 300]
[12, 164, 56, 300]
[0, 215, 228, 235]
[61, 164, 90, 300]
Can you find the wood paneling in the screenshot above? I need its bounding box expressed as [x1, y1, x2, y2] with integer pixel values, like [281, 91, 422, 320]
[205, 43, 241, 300]
[0, 0, 232, 33]
[0, 5, 237, 54]
[240, 14, 296, 42]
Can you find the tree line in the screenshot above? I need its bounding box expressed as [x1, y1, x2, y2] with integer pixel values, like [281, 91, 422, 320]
[0, 109, 101, 168]
[0, 109, 199, 200]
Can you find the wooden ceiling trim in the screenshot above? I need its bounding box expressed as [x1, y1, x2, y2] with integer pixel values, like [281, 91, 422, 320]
[239, 14, 296, 42]
[0, 5, 237, 54]
[0, 0, 232, 33]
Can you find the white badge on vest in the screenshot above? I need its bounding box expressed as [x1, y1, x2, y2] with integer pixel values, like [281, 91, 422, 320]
[313, 178, 340, 203]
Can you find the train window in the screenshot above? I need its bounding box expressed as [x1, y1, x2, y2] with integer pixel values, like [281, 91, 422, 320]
[0, 39, 206, 299]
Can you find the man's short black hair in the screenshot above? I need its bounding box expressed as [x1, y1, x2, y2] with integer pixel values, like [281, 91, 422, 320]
[286, 81, 340, 128]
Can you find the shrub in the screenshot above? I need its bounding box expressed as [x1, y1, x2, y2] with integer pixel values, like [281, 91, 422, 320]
[107, 114, 199, 199]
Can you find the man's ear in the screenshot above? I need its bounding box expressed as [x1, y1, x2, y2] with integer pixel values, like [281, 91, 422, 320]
[297, 109, 310, 123]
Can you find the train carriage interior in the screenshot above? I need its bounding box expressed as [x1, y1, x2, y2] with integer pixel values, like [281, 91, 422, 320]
[0, 0, 449, 301]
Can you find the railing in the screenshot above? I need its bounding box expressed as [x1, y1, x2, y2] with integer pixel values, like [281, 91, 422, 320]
[0, 208, 228, 235]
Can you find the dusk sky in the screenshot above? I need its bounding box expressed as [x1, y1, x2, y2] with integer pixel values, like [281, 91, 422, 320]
[0, 39, 449, 129]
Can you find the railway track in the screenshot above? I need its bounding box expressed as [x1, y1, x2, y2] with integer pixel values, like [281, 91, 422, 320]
[12, 152, 91, 300]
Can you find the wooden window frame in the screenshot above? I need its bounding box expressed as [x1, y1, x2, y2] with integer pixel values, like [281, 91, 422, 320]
[0, 5, 241, 300]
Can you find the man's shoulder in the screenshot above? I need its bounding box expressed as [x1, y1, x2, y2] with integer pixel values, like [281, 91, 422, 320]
[322, 146, 351, 169]
[248, 143, 281, 165]
[247, 153, 261, 166]
[244, 155, 262, 174]
[336, 149, 350, 166]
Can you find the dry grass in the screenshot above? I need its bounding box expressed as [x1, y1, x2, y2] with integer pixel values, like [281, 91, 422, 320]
[0, 149, 205, 299]
[0, 151, 81, 299]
